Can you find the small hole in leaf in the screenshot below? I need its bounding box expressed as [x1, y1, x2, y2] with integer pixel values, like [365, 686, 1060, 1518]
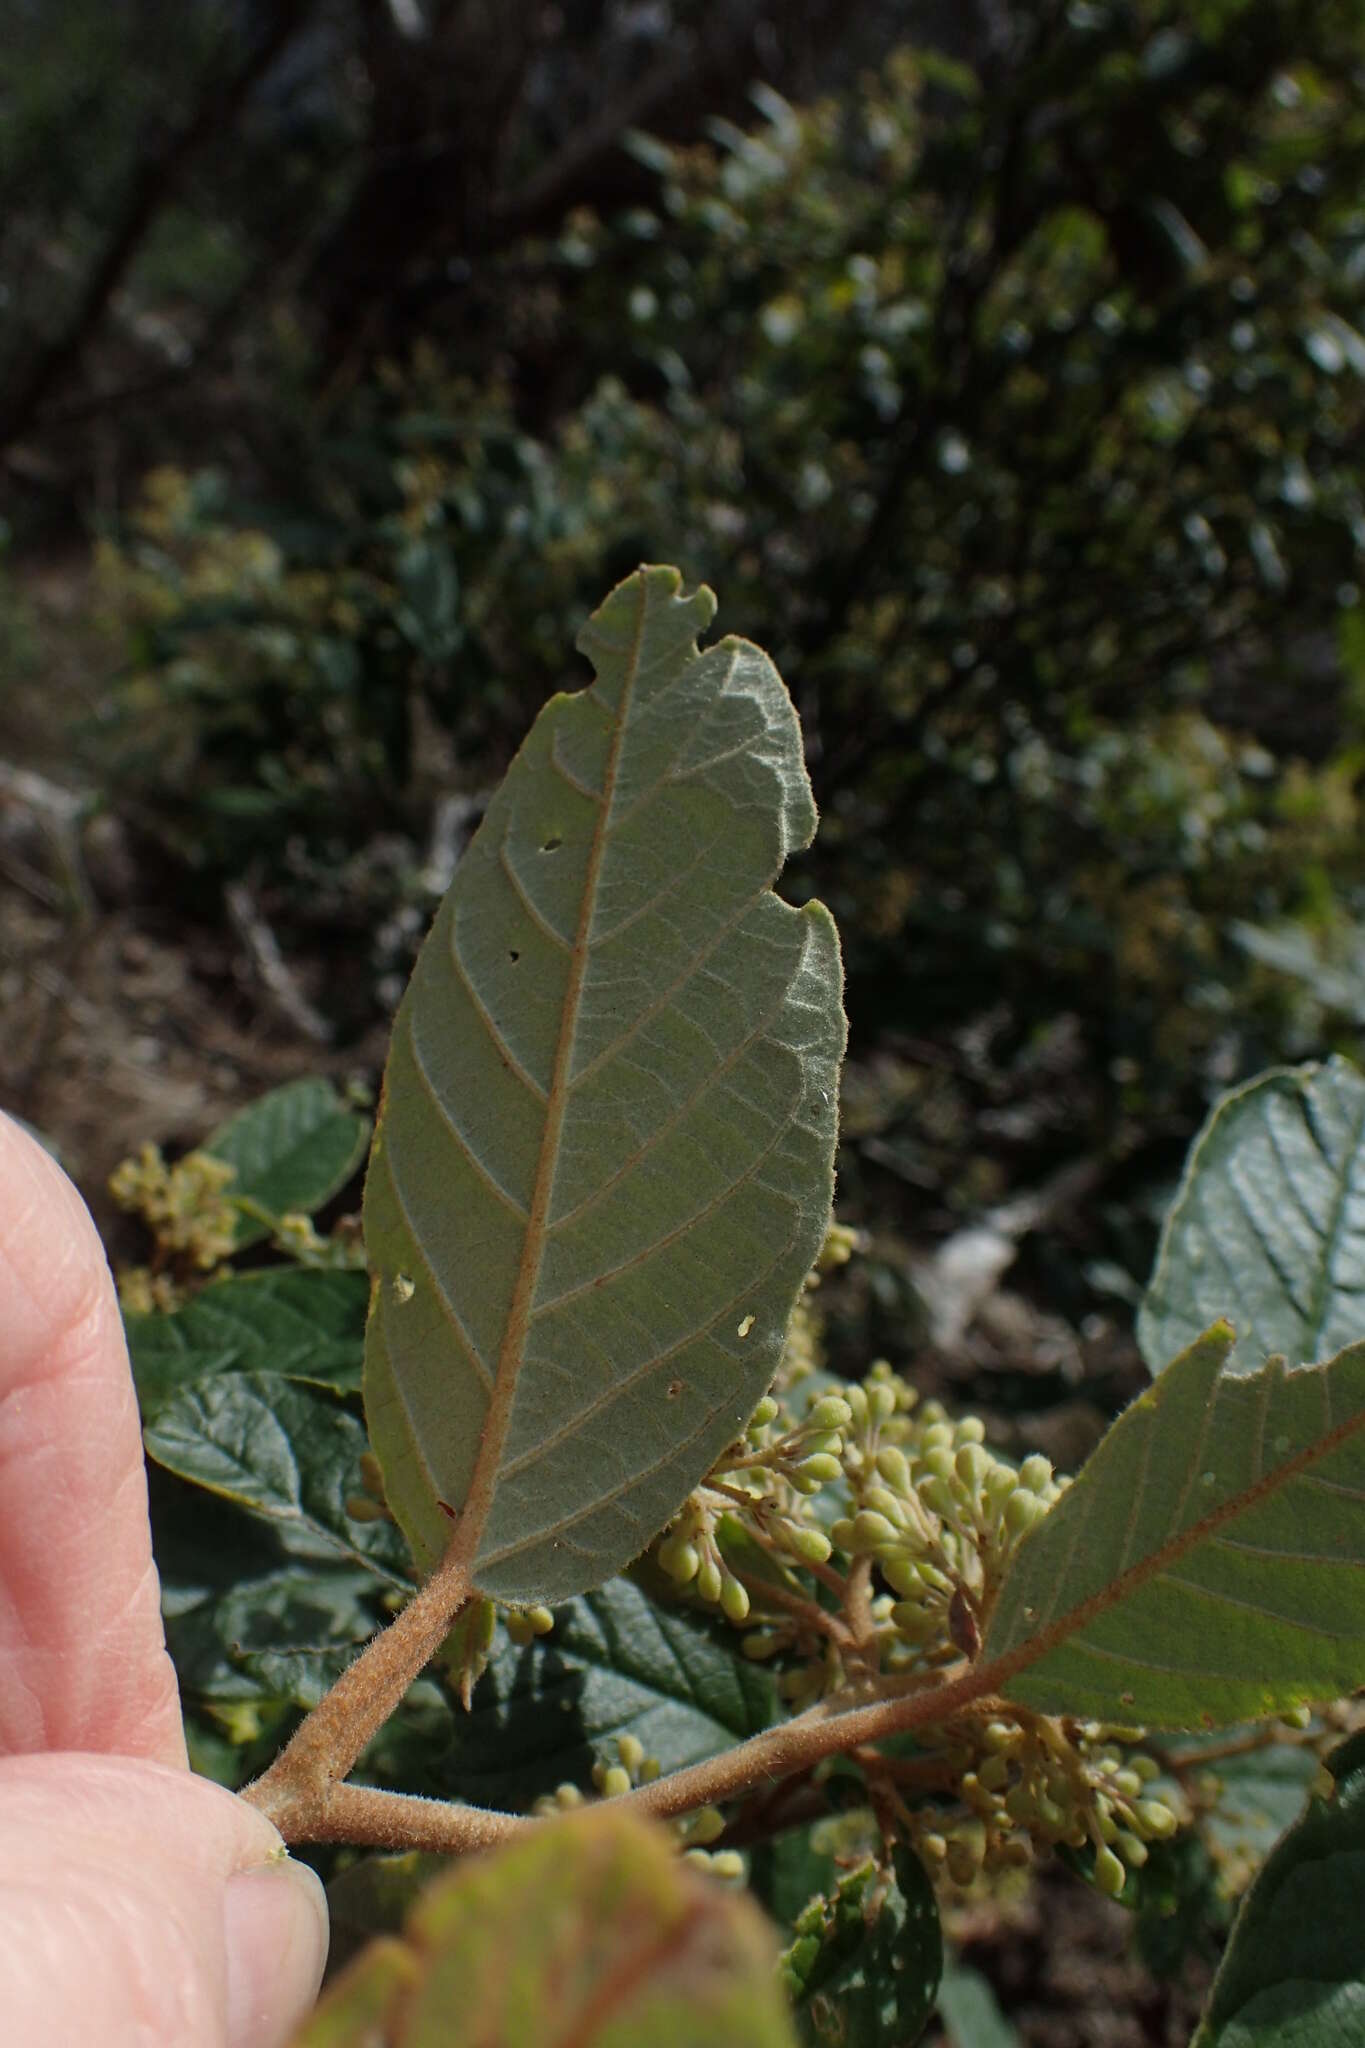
[666, 1379, 684, 1399]
[737, 1314, 755, 1339]
[541, 836, 562, 852]
[508, 949, 520, 962]
[393, 1273, 415, 1303]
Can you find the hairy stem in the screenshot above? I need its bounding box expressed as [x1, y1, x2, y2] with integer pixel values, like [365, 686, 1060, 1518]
[242, 1537, 473, 1836]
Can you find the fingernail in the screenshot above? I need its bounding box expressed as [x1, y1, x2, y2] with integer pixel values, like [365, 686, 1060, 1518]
[224, 1858, 330, 2048]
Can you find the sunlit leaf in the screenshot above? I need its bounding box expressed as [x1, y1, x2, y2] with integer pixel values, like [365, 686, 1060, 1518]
[292, 1806, 798, 2048]
[1138, 1058, 1365, 1376]
[206, 1079, 370, 1246]
[364, 565, 844, 1599]
[984, 1325, 1365, 1726]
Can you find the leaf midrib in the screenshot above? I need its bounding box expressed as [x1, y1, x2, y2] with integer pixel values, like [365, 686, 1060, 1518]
[984, 1357, 1365, 1701]
[447, 584, 649, 1587]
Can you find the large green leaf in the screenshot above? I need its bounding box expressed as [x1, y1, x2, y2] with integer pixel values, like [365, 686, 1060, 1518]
[1138, 1058, 1365, 1376]
[1191, 1731, 1365, 2046]
[364, 1576, 780, 1812]
[363, 566, 844, 1599]
[206, 1078, 370, 1246]
[982, 1325, 1365, 1726]
[292, 1806, 799, 2048]
[143, 1372, 411, 1586]
[126, 1267, 367, 1419]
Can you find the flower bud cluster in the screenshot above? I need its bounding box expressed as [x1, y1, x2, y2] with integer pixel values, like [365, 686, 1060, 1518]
[656, 1387, 853, 1619]
[910, 1713, 1181, 1895]
[534, 1736, 743, 1879]
[109, 1143, 239, 1271]
[834, 1376, 1066, 1668]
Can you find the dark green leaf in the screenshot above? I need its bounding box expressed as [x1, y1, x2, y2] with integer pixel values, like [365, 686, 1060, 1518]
[126, 1267, 367, 1419]
[788, 1847, 942, 2048]
[143, 1372, 411, 1585]
[206, 1079, 370, 1247]
[1192, 1732, 1365, 2045]
[364, 1575, 780, 1811]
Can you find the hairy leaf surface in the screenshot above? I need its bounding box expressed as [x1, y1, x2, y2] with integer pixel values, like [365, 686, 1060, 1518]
[364, 566, 844, 1599]
[294, 1806, 798, 2048]
[984, 1325, 1365, 1725]
[1191, 1730, 1365, 2046]
[1139, 1058, 1365, 1375]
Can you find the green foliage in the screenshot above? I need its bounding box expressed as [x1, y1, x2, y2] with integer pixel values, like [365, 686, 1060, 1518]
[204, 1078, 372, 1248]
[127, 1268, 368, 1417]
[362, 565, 844, 1593]
[117, 586, 1365, 2047]
[296, 1806, 799, 2048]
[782, 1849, 942, 2047]
[1192, 1731, 1365, 2046]
[1139, 1056, 1365, 1374]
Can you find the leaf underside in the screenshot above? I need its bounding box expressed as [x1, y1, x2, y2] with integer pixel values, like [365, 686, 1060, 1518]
[1138, 1056, 1365, 1377]
[363, 566, 844, 1601]
[985, 1324, 1365, 1727]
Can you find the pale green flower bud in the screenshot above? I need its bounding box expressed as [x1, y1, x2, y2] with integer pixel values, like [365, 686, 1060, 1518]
[1117, 1831, 1148, 1867]
[955, 1443, 990, 1491]
[617, 1734, 645, 1775]
[749, 1395, 779, 1429]
[1137, 1799, 1178, 1838]
[921, 1446, 956, 1483]
[829, 1517, 858, 1551]
[954, 1416, 986, 1444]
[720, 1575, 751, 1623]
[785, 1524, 833, 1564]
[881, 1555, 924, 1597]
[862, 1485, 906, 1525]
[799, 1453, 843, 1483]
[851, 1509, 900, 1549]
[601, 1765, 632, 1799]
[1018, 1454, 1054, 1494]
[1004, 1487, 1048, 1534]
[709, 1850, 745, 1881]
[875, 1445, 913, 1493]
[807, 1395, 852, 1430]
[684, 1806, 726, 1846]
[921, 1421, 954, 1451]
[697, 1558, 723, 1604]
[659, 1536, 701, 1584]
[1095, 1846, 1126, 1897]
[868, 1383, 898, 1423]
[843, 1384, 869, 1424]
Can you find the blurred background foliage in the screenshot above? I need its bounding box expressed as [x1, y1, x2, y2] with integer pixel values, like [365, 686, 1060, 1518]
[4, 3, 1365, 2033]
[3, 0, 1365, 1385]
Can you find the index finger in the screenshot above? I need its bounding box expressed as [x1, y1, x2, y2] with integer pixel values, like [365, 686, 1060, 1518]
[0, 1111, 186, 1766]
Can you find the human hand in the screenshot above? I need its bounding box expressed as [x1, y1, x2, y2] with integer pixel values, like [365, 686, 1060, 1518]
[0, 1111, 329, 2046]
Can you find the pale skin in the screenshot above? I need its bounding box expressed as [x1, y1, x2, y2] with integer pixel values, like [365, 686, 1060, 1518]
[0, 1112, 329, 2048]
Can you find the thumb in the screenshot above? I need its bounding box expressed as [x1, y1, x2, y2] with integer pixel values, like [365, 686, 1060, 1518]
[0, 1753, 329, 2048]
